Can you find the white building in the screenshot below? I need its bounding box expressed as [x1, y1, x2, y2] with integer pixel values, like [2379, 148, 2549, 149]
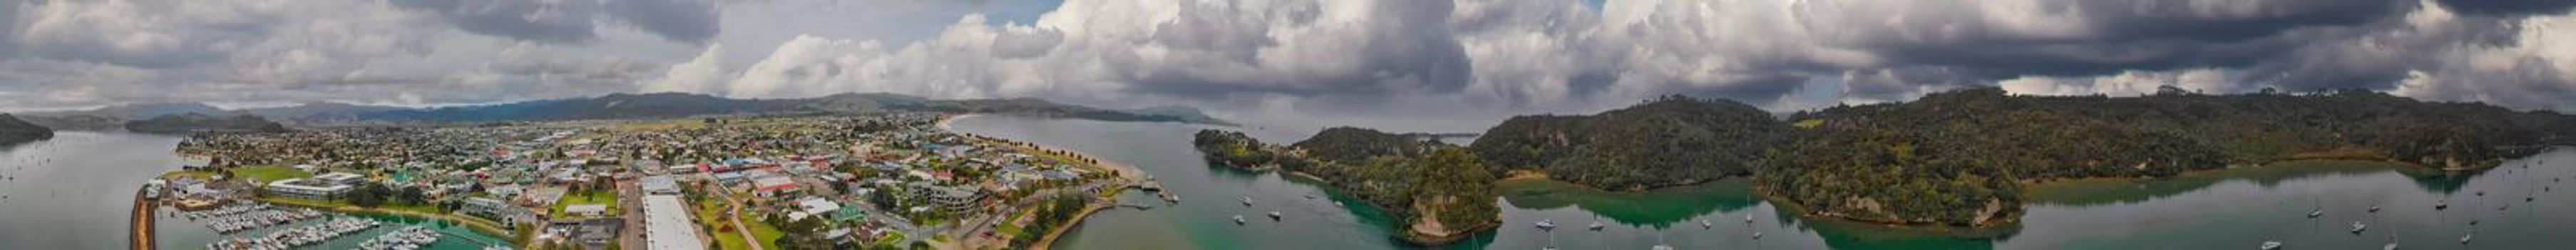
[642, 195, 706, 250]
[265, 179, 352, 200]
[640, 175, 682, 195]
[563, 204, 609, 217]
[312, 172, 364, 185]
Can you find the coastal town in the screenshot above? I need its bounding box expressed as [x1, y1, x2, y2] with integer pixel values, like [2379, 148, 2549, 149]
[139, 113, 1146, 250]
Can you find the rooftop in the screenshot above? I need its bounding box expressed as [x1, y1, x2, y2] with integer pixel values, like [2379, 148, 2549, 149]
[642, 195, 705, 250]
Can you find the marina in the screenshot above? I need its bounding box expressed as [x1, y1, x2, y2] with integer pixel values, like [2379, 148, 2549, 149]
[205, 217, 379, 250]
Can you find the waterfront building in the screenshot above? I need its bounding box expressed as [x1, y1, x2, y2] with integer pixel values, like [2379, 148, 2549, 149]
[264, 178, 353, 200]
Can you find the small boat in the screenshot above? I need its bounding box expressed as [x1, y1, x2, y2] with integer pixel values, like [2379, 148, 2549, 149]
[1752, 232, 1763, 239]
[2460, 232, 2474, 244]
[1535, 219, 1556, 229]
[1241, 196, 1253, 206]
[2436, 200, 2448, 210]
[1588, 220, 1605, 231]
[2475, 191, 2485, 196]
[1700, 219, 1712, 229]
[1304, 194, 1315, 199]
[1745, 214, 1755, 224]
[1333, 201, 1343, 206]
[2350, 221, 2369, 234]
[2469, 219, 2480, 226]
[1233, 215, 1246, 224]
[2308, 209, 2323, 219]
[2259, 241, 2282, 250]
[1651, 244, 1673, 250]
[2384, 242, 2398, 250]
[1268, 211, 1282, 220]
[2369, 205, 2380, 213]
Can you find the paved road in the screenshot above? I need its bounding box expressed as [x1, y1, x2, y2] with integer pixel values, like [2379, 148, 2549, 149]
[617, 180, 645, 250]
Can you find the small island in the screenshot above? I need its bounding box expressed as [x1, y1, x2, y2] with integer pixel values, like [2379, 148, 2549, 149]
[1194, 127, 1500, 245]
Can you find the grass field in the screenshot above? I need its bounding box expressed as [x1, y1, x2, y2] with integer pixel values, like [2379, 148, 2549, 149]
[159, 170, 218, 179]
[549, 191, 620, 217]
[232, 165, 312, 182]
[741, 209, 784, 249]
[693, 201, 752, 250]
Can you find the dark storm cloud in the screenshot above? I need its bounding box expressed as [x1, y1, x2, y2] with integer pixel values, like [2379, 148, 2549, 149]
[1822, 0, 2416, 80]
[1120, 0, 1471, 100]
[2435, 0, 2576, 16]
[0, 0, 18, 58]
[391, 0, 603, 43]
[608, 0, 723, 44]
[2244, 10, 2533, 91]
[392, 0, 726, 44]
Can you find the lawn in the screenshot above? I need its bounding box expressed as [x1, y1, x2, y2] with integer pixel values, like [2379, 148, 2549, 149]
[996, 223, 1024, 237]
[158, 170, 218, 179]
[873, 231, 906, 249]
[691, 201, 751, 250]
[997, 210, 1030, 236]
[548, 191, 620, 217]
[232, 165, 312, 182]
[739, 209, 784, 249]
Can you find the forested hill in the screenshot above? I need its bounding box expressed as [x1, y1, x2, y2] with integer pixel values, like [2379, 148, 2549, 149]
[123, 114, 291, 134]
[1757, 87, 2576, 226]
[1191, 129, 1499, 245]
[0, 114, 55, 146]
[1467, 94, 1795, 191]
[1293, 126, 1447, 164]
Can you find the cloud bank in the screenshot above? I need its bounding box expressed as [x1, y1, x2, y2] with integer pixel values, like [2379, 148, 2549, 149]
[3, 0, 2574, 132]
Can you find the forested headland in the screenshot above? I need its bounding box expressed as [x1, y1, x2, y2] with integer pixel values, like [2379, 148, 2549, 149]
[1194, 128, 1499, 245]
[1196, 86, 2576, 230]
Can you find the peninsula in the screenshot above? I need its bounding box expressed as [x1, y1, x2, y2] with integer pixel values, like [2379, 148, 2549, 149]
[1194, 127, 1500, 245]
[1194, 86, 2576, 231]
[0, 114, 54, 146]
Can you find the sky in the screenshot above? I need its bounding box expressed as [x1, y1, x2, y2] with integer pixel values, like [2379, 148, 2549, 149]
[1, 0, 2574, 132]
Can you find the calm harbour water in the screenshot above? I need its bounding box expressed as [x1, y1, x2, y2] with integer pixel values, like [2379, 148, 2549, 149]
[946, 115, 2576, 250]
[0, 132, 506, 250]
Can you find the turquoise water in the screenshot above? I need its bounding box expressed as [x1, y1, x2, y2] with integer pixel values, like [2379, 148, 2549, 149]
[946, 115, 2576, 250]
[0, 132, 510, 250]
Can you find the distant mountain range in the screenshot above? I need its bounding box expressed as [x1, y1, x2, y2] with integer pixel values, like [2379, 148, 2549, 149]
[14, 92, 1231, 131]
[123, 114, 290, 134]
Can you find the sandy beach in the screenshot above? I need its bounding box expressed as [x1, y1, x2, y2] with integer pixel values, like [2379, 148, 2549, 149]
[935, 114, 1151, 249]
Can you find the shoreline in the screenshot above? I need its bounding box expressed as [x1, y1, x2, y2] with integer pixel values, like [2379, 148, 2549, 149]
[1024, 203, 1109, 250]
[1765, 157, 2479, 233]
[129, 188, 155, 250]
[935, 114, 1149, 249]
[257, 198, 519, 247]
